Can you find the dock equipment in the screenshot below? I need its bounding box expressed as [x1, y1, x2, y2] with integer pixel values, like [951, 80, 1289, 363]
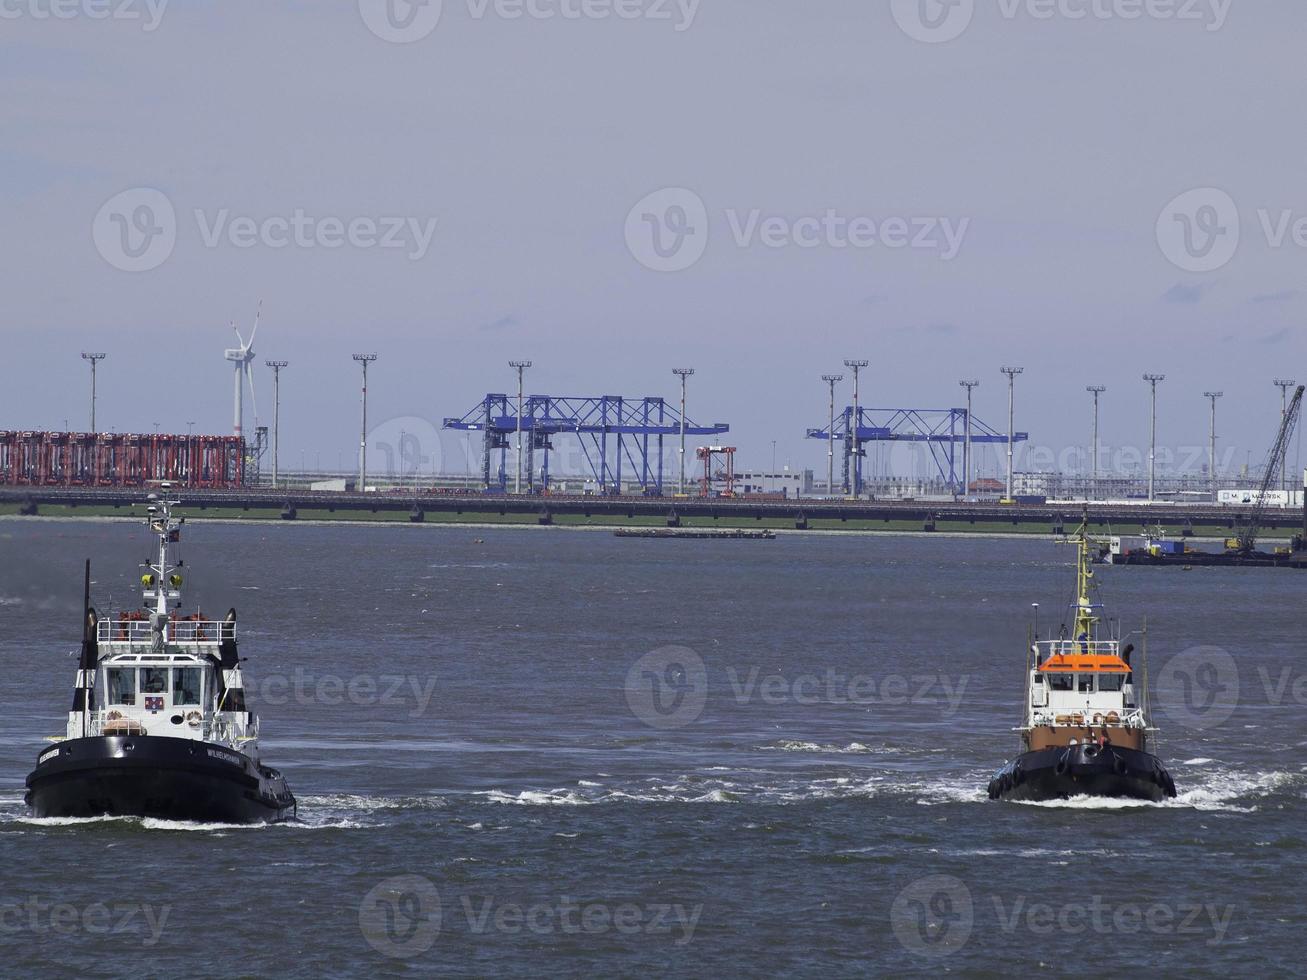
[1233, 385, 1304, 555]
[806, 407, 1027, 496]
[444, 394, 729, 495]
[697, 446, 737, 497]
[0, 431, 247, 488]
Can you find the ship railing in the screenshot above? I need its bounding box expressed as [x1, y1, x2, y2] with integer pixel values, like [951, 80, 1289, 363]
[97, 619, 232, 645]
[206, 714, 259, 745]
[1035, 639, 1122, 659]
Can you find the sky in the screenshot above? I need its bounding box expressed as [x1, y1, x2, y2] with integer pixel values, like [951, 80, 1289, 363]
[2, 0, 1304, 484]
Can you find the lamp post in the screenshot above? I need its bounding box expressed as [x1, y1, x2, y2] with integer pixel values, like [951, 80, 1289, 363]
[1204, 391, 1222, 501]
[509, 360, 532, 493]
[1143, 374, 1165, 502]
[1001, 367, 1024, 501]
[1275, 380, 1296, 493]
[353, 354, 377, 490]
[1087, 385, 1106, 499]
[673, 368, 695, 494]
[822, 374, 843, 496]
[81, 353, 106, 433]
[844, 359, 869, 496]
[266, 360, 288, 487]
[959, 380, 979, 496]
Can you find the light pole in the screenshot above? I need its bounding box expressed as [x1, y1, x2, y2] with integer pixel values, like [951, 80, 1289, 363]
[353, 354, 377, 490]
[1204, 391, 1223, 501]
[509, 360, 532, 493]
[844, 359, 869, 496]
[1087, 385, 1106, 499]
[959, 380, 979, 496]
[1001, 367, 1023, 501]
[266, 360, 288, 487]
[81, 353, 106, 433]
[673, 368, 695, 494]
[823, 374, 842, 496]
[1275, 380, 1296, 492]
[1143, 374, 1165, 502]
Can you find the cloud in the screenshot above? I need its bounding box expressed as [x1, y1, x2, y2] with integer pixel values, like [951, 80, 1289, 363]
[1162, 282, 1212, 304]
[479, 315, 519, 332]
[1251, 289, 1298, 304]
[1256, 326, 1292, 345]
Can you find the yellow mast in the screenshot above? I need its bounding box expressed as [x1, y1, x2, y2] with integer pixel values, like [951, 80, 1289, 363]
[1072, 514, 1097, 647]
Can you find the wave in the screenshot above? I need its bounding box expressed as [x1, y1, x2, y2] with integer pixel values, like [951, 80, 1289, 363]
[760, 740, 891, 755]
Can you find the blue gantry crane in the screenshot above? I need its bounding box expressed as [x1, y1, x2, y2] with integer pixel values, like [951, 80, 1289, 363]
[806, 407, 1028, 495]
[444, 393, 729, 495]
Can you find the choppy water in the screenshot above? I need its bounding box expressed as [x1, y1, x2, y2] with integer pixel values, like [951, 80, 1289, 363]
[0, 519, 1303, 976]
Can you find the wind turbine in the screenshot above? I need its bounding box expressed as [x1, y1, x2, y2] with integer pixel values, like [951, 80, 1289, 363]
[224, 304, 260, 440]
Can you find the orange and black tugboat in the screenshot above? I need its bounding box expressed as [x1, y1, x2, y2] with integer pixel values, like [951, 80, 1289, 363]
[988, 519, 1176, 803]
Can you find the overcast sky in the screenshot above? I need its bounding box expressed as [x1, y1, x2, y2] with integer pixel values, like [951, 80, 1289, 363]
[3, 0, 1304, 483]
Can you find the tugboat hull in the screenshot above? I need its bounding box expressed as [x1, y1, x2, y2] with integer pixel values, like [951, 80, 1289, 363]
[25, 735, 296, 824]
[988, 744, 1176, 803]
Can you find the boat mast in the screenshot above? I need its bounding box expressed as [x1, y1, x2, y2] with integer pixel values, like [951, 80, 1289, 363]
[1072, 514, 1097, 646]
[144, 492, 183, 645]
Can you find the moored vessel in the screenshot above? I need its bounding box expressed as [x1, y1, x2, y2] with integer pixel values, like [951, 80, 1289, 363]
[988, 518, 1176, 803]
[25, 489, 296, 823]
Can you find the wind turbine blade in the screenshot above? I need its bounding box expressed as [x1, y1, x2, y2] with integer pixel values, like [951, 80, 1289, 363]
[247, 301, 262, 350]
[231, 320, 245, 347]
[246, 363, 259, 426]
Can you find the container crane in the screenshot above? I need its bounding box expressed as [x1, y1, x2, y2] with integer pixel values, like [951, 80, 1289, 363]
[1233, 384, 1304, 555]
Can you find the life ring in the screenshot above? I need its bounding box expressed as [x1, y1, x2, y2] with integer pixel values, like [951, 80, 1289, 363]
[185, 710, 202, 728]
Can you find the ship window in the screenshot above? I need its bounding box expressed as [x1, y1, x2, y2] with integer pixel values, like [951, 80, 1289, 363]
[1078, 674, 1093, 692]
[106, 668, 135, 705]
[173, 667, 202, 705]
[140, 667, 169, 695]
[1099, 674, 1126, 692]
[1048, 673, 1074, 691]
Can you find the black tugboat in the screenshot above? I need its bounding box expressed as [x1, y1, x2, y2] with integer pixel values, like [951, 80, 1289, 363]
[25, 490, 296, 823]
[987, 520, 1177, 803]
